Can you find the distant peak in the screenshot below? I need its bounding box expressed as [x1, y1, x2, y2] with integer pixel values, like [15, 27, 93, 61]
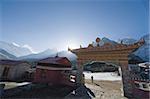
[22, 44, 36, 53]
[102, 37, 112, 42]
[140, 34, 149, 39]
[102, 37, 108, 39]
[12, 42, 20, 47]
[44, 48, 57, 52]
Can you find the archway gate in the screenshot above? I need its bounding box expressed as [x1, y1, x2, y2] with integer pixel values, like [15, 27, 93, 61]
[69, 38, 144, 98]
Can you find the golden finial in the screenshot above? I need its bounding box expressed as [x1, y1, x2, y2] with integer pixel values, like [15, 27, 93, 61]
[96, 37, 101, 43]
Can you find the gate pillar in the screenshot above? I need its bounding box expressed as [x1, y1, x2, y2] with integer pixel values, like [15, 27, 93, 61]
[120, 61, 133, 98]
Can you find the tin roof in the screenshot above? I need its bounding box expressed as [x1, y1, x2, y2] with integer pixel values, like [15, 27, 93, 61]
[37, 57, 71, 67]
[0, 59, 27, 66]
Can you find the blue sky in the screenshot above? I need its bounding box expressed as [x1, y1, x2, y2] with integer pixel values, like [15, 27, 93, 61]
[0, 0, 149, 52]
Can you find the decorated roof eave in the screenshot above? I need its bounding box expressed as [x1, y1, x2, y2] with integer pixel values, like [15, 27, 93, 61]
[70, 40, 144, 54]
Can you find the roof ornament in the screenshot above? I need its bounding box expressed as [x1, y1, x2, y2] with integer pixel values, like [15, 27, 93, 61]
[121, 40, 123, 44]
[96, 37, 100, 43]
[139, 38, 145, 44]
[88, 44, 93, 48]
[96, 37, 100, 47]
[80, 45, 82, 48]
[68, 47, 72, 51]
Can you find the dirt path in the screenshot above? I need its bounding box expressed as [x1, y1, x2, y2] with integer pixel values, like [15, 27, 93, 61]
[85, 79, 127, 99]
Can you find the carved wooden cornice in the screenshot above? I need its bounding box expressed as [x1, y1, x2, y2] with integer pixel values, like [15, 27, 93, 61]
[71, 39, 144, 54]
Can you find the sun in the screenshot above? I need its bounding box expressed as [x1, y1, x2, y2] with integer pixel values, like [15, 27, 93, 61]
[68, 43, 79, 50]
[66, 40, 79, 50]
[57, 40, 79, 51]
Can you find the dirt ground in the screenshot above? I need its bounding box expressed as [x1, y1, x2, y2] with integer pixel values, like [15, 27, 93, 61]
[2, 84, 74, 99]
[84, 79, 127, 99]
[1, 80, 128, 99]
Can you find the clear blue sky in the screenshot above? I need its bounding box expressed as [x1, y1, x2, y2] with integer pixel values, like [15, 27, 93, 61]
[0, 0, 149, 52]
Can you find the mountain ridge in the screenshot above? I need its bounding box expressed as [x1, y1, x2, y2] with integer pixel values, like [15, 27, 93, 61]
[0, 41, 33, 57]
[0, 34, 149, 62]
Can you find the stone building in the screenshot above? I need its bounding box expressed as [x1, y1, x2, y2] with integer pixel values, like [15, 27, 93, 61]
[0, 60, 31, 81]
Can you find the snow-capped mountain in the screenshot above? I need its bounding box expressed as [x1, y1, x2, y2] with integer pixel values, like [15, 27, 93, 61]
[119, 34, 149, 62]
[19, 49, 58, 60]
[19, 49, 77, 62]
[0, 41, 77, 61]
[0, 48, 16, 59]
[57, 51, 77, 62]
[133, 34, 149, 62]
[102, 37, 118, 45]
[93, 37, 118, 47]
[118, 38, 137, 45]
[0, 41, 34, 57]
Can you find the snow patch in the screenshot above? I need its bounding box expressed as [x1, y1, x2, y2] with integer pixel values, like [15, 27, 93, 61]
[83, 72, 121, 81]
[22, 44, 36, 53]
[12, 42, 20, 47]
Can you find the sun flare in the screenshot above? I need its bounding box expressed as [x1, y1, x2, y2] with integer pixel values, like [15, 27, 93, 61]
[68, 43, 79, 50]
